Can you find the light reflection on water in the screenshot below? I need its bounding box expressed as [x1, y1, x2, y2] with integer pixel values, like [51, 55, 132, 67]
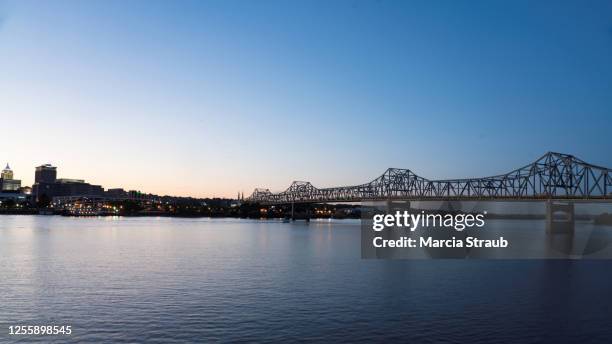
[1, 215, 612, 343]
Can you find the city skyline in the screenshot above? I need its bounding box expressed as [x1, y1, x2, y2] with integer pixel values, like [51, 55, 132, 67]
[0, 161, 225, 199]
[1, 0, 611, 198]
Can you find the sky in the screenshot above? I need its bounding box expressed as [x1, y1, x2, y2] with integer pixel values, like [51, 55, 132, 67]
[0, 0, 610, 198]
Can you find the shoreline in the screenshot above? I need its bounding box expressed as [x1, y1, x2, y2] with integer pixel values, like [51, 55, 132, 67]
[0, 211, 358, 220]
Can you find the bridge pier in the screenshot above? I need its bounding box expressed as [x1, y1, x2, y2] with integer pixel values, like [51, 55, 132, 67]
[546, 201, 575, 234]
[287, 202, 310, 222]
[386, 200, 410, 215]
[291, 202, 295, 221]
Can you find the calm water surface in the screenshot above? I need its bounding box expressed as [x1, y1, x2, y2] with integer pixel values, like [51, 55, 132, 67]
[1, 215, 612, 343]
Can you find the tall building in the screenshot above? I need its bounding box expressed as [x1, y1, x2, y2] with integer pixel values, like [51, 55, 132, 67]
[35, 164, 57, 183]
[0, 163, 21, 191]
[2, 164, 13, 180]
[32, 164, 103, 203]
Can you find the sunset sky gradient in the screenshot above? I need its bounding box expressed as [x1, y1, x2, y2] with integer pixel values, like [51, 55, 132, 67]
[1, 0, 611, 197]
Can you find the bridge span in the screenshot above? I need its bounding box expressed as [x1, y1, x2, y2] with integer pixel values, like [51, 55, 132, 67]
[247, 152, 611, 205]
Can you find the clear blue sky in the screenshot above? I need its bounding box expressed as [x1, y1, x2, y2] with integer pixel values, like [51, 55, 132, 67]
[0, 0, 610, 197]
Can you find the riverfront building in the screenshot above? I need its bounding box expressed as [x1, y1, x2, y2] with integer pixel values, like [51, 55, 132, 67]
[0, 164, 21, 191]
[35, 164, 57, 183]
[32, 164, 104, 203]
[0, 163, 29, 204]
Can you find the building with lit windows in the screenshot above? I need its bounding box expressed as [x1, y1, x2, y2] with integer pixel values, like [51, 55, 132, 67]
[0, 163, 22, 191]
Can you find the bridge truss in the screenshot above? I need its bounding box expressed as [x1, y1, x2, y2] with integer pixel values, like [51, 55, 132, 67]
[247, 152, 612, 204]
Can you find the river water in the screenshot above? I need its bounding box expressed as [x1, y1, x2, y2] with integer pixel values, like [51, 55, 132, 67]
[1, 216, 611, 343]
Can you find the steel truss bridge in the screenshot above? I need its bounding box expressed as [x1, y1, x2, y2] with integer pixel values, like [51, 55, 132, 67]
[247, 152, 612, 205]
